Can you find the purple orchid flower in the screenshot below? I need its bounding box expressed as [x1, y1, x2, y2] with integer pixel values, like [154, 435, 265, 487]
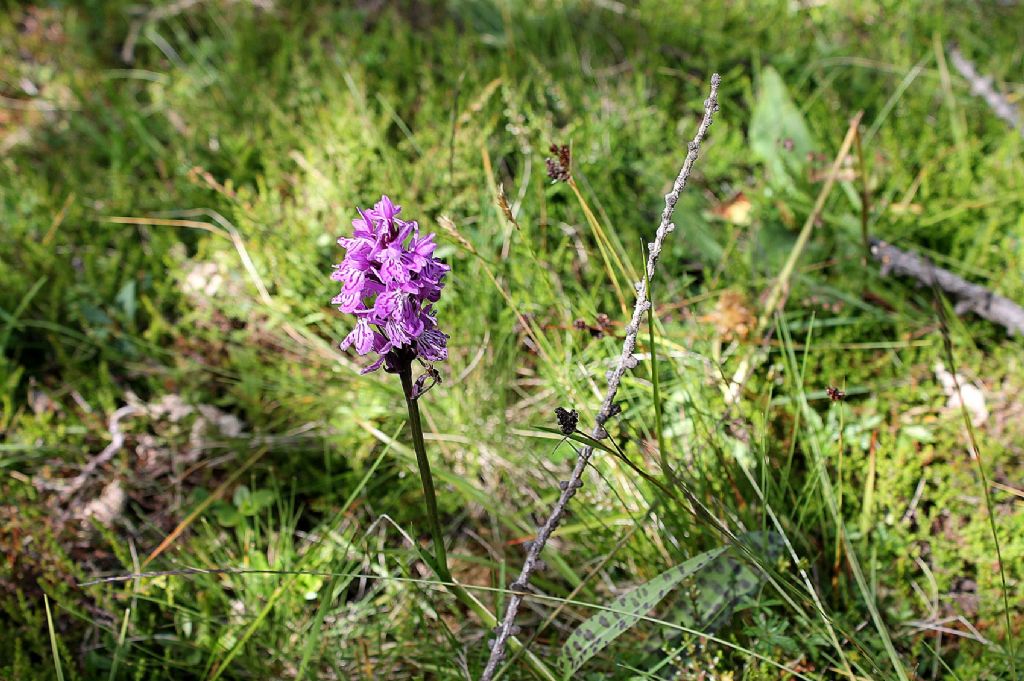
[332, 195, 450, 373]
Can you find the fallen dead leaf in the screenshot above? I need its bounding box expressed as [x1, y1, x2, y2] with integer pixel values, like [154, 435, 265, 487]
[77, 480, 125, 526]
[713, 192, 752, 226]
[701, 291, 756, 342]
[934, 362, 988, 425]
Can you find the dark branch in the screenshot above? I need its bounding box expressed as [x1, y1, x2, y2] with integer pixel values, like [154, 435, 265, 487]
[871, 239, 1024, 336]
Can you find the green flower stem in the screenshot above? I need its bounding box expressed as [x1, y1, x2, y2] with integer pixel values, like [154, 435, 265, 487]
[399, 365, 450, 579]
[398, 364, 557, 681]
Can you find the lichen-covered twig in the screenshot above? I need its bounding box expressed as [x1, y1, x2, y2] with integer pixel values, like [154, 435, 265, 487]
[948, 46, 1023, 137]
[871, 239, 1024, 336]
[478, 73, 721, 681]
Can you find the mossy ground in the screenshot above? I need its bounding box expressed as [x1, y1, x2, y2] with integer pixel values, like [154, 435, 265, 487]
[2, 1, 1022, 679]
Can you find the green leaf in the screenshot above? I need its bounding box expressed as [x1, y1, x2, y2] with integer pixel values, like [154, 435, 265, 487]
[213, 502, 243, 527]
[232, 485, 251, 508]
[79, 302, 112, 327]
[749, 67, 816, 190]
[249, 489, 275, 511]
[666, 531, 784, 633]
[560, 532, 786, 676]
[558, 546, 727, 677]
[901, 424, 935, 443]
[532, 426, 618, 455]
[115, 280, 137, 322]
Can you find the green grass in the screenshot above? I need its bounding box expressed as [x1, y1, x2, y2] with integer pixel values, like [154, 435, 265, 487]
[2, 1, 1023, 679]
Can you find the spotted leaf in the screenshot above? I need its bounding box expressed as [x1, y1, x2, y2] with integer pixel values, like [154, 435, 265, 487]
[558, 546, 727, 676]
[667, 530, 785, 633]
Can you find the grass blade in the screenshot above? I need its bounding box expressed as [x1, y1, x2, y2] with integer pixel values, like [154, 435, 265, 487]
[643, 242, 672, 488]
[44, 595, 65, 681]
[108, 608, 131, 681]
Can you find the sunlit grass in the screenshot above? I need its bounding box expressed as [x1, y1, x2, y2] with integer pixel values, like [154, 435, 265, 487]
[2, 1, 1022, 679]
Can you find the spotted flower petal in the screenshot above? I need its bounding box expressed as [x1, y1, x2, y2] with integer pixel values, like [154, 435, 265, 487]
[331, 195, 449, 373]
[340, 318, 378, 355]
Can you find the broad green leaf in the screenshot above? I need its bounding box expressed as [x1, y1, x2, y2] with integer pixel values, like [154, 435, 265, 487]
[666, 531, 785, 633]
[558, 546, 727, 676]
[749, 67, 816, 190]
[561, 532, 786, 676]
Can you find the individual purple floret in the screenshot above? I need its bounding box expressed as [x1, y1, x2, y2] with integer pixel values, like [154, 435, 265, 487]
[331, 195, 450, 373]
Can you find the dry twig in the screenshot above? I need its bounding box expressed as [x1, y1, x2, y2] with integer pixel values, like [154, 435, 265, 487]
[478, 73, 722, 681]
[948, 46, 1023, 137]
[59, 405, 144, 503]
[871, 239, 1024, 336]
